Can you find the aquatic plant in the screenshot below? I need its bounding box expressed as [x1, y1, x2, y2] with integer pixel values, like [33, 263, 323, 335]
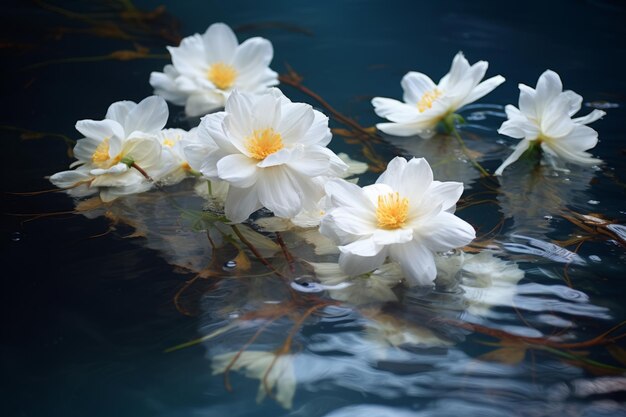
[150, 22, 279, 116]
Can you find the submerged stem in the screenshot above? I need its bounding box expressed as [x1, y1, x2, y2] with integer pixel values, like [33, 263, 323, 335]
[444, 114, 490, 177]
[231, 225, 286, 279]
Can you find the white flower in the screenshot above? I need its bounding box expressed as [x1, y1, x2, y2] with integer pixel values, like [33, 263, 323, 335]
[212, 350, 296, 409]
[495, 70, 606, 175]
[320, 157, 475, 286]
[184, 88, 348, 223]
[372, 51, 505, 138]
[49, 96, 168, 202]
[155, 127, 200, 184]
[150, 22, 279, 117]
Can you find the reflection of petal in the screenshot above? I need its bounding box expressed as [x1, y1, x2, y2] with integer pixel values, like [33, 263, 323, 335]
[503, 235, 585, 264]
[364, 312, 452, 350]
[437, 252, 524, 317]
[497, 163, 596, 234]
[384, 134, 495, 189]
[212, 350, 296, 409]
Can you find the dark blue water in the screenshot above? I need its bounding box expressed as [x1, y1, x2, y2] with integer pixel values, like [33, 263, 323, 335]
[2, 1, 626, 416]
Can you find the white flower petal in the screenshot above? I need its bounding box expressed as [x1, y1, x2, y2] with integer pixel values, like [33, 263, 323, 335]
[75, 119, 124, 141]
[217, 153, 259, 188]
[427, 180, 464, 212]
[299, 109, 332, 146]
[562, 90, 583, 116]
[124, 96, 169, 135]
[328, 207, 377, 236]
[372, 228, 413, 245]
[573, 109, 606, 125]
[49, 168, 92, 189]
[224, 90, 255, 143]
[458, 75, 505, 108]
[72, 137, 101, 163]
[371, 97, 419, 123]
[325, 179, 376, 214]
[105, 101, 136, 125]
[542, 140, 602, 166]
[494, 139, 533, 175]
[225, 185, 262, 223]
[257, 167, 302, 218]
[376, 121, 430, 137]
[534, 70, 563, 115]
[251, 92, 281, 130]
[185, 92, 225, 117]
[202, 22, 238, 63]
[559, 124, 599, 152]
[233, 37, 274, 77]
[417, 211, 475, 252]
[338, 246, 387, 276]
[377, 157, 433, 203]
[389, 239, 437, 286]
[168, 34, 207, 77]
[276, 102, 315, 144]
[540, 95, 575, 138]
[401, 72, 437, 105]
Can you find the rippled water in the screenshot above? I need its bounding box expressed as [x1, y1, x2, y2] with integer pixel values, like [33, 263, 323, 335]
[2, 1, 626, 416]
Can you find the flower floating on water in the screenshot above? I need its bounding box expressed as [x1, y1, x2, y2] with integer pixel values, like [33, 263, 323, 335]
[156, 127, 201, 184]
[212, 350, 296, 409]
[50, 96, 168, 202]
[372, 51, 505, 138]
[320, 157, 475, 286]
[185, 88, 347, 223]
[495, 70, 606, 175]
[150, 22, 279, 117]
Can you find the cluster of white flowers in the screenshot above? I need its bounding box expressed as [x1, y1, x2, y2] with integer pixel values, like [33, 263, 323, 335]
[49, 96, 200, 202]
[371, 54, 605, 173]
[50, 22, 607, 289]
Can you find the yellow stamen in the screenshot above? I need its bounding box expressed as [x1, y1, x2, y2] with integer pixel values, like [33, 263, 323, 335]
[245, 128, 284, 160]
[163, 138, 175, 147]
[207, 62, 237, 90]
[92, 138, 111, 165]
[417, 89, 442, 112]
[376, 192, 409, 229]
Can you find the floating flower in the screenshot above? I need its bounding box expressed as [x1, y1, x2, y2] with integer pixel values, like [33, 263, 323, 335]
[320, 157, 475, 286]
[372, 51, 505, 138]
[156, 127, 201, 184]
[184, 88, 347, 223]
[49, 96, 168, 202]
[495, 70, 606, 175]
[212, 350, 296, 409]
[150, 22, 278, 117]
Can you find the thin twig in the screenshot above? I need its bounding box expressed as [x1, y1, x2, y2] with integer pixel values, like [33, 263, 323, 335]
[231, 225, 285, 279]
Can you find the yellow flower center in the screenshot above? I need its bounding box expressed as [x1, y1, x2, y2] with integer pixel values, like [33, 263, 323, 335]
[376, 192, 409, 229]
[245, 128, 284, 160]
[163, 138, 175, 147]
[417, 89, 442, 112]
[92, 138, 111, 165]
[207, 62, 237, 90]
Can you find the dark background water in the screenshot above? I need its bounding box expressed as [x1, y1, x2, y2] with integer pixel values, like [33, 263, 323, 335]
[2, 1, 626, 416]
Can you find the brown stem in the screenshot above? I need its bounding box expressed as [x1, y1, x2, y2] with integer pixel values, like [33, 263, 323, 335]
[130, 162, 154, 182]
[279, 70, 377, 140]
[223, 317, 280, 391]
[230, 225, 286, 279]
[275, 232, 295, 273]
